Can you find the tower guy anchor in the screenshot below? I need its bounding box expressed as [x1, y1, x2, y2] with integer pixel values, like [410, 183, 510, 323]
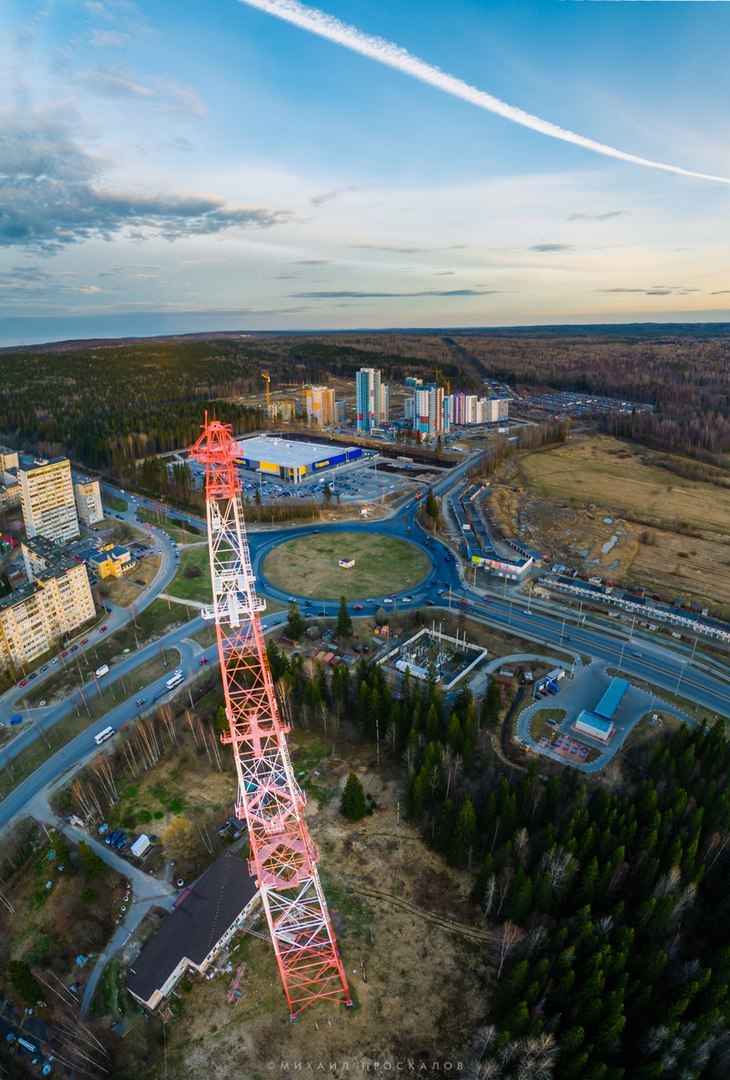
[191, 416, 352, 1020]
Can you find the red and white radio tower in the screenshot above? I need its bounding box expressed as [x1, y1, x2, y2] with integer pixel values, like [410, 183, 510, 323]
[190, 417, 352, 1020]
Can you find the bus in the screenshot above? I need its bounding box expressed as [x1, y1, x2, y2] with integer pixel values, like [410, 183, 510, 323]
[166, 671, 184, 691]
[94, 726, 115, 746]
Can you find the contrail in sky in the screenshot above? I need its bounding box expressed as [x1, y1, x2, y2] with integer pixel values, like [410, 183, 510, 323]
[238, 0, 730, 184]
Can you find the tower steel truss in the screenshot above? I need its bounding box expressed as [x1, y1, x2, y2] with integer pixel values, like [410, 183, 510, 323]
[190, 418, 352, 1020]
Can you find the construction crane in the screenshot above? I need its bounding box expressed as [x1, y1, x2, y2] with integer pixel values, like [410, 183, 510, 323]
[190, 417, 352, 1021]
[260, 372, 271, 410]
[280, 380, 308, 413]
[434, 369, 451, 395]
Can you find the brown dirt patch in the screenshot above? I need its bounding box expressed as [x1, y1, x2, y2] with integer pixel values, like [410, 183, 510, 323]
[137, 745, 492, 1077]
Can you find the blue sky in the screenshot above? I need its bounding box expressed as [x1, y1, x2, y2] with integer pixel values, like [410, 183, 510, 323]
[2, 0, 730, 345]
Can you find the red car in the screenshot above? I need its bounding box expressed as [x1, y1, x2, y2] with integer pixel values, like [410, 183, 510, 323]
[19, 678, 28, 687]
[81, 638, 89, 645]
[198, 658, 209, 665]
[100, 625, 108, 632]
[353, 604, 363, 611]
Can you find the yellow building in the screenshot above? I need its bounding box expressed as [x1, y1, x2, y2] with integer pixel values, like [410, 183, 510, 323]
[92, 544, 133, 579]
[0, 538, 95, 670]
[74, 477, 104, 525]
[19, 457, 79, 543]
[0, 446, 19, 472]
[305, 385, 336, 426]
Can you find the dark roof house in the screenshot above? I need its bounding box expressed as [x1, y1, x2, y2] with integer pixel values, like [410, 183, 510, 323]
[127, 851, 258, 1010]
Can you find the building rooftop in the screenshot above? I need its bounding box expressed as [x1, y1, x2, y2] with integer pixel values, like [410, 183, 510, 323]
[127, 851, 256, 1005]
[23, 535, 79, 576]
[236, 434, 357, 470]
[575, 709, 614, 735]
[17, 455, 69, 473]
[0, 578, 39, 613]
[594, 677, 630, 721]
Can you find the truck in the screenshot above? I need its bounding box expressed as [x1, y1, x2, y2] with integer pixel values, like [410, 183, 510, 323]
[95, 663, 109, 678]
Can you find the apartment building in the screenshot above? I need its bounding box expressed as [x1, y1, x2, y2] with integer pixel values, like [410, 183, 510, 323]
[356, 368, 389, 432]
[74, 477, 104, 525]
[19, 457, 79, 543]
[0, 446, 19, 472]
[411, 385, 450, 437]
[305, 385, 336, 426]
[0, 538, 95, 670]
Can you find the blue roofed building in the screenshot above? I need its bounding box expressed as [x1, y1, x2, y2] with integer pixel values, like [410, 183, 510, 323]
[594, 677, 630, 720]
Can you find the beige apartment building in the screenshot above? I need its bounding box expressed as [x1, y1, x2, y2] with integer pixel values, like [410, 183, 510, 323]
[19, 457, 80, 543]
[305, 385, 336, 426]
[74, 477, 104, 525]
[0, 538, 95, 670]
[0, 446, 19, 472]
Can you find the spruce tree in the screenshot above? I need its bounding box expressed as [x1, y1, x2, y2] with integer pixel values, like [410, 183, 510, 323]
[341, 772, 367, 820]
[337, 595, 352, 639]
[286, 601, 305, 642]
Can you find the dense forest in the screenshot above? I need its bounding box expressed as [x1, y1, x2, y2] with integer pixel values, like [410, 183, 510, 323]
[266, 644, 730, 1078]
[0, 327, 727, 475]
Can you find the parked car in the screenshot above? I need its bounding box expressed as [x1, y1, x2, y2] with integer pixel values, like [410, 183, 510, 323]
[100, 625, 108, 632]
[198, 658, 209, 665]
[69, 645, 79, 652]
[135, 697, 146, 707]
[19, 678, 28, 687]
[353, 604, 363, 611]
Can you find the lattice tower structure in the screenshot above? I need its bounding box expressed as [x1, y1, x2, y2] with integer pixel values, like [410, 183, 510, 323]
[191, 418, 352, 1020]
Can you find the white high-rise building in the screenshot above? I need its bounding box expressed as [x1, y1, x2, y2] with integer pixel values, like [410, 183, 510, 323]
[74, 477, 104, 525]
[356, 368, 389, 432]
[19, 457, 79, 543]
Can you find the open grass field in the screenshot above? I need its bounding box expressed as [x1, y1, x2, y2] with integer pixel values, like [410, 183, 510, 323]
[499, 435, 730, 615]
[167, 545, 212, 602]
[263, 531, 430, 600]
[519, 435, 730, 536]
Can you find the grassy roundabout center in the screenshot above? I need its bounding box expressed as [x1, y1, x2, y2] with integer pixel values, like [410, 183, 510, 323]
[262, 531, 431, 601]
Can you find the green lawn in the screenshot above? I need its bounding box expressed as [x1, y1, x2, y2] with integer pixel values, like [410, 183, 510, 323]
[167, 546, 212, 602]
[263, 532, 430, 600]
[103, 493, 128, 513]
[529, 708, 567, 742]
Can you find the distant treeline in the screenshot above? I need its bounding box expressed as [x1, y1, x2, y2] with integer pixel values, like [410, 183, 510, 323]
[0, 330, 727, 474]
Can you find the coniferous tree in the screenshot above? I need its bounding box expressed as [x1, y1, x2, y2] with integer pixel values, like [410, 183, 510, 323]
[337, 596, 352, 639]
[340, 772, 368, 820]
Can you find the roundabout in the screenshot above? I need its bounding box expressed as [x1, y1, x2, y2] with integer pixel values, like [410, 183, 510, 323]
[261, 530, 432, 600]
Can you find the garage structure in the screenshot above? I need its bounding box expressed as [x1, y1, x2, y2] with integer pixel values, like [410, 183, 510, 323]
[234, 434, 362, 483]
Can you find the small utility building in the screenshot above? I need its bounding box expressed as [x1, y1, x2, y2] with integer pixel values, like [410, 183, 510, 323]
[573, 710, 615, 743]
[127, 851, 258, 1011]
